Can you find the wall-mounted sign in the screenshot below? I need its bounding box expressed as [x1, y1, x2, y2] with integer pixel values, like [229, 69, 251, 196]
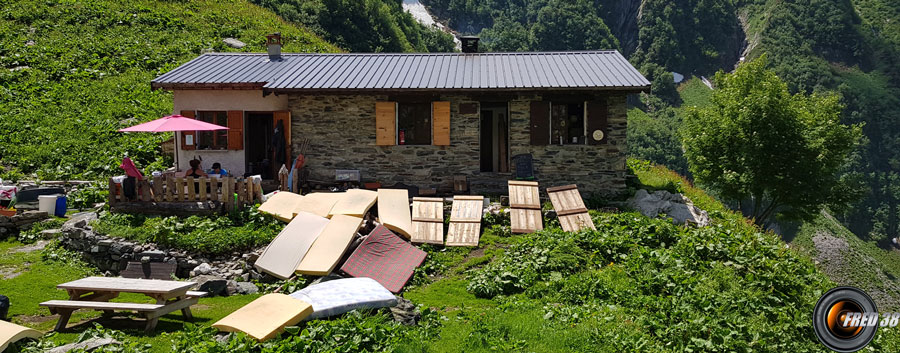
[592, 130, 604, 141]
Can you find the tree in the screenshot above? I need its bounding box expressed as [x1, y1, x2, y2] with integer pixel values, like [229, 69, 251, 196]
[681, 56, 862, 225]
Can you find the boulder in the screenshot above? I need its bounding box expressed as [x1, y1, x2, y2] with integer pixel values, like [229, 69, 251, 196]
[47, 337, 120, 353]
[192, 262, 212, 276]
[235, 282, 258, 295]
[627, 189, 710, 227]
[191, 275, 228, 296]
[390, 297, 420, 325]
[222, 38, 246, 49]
[62, 211, 98, 232]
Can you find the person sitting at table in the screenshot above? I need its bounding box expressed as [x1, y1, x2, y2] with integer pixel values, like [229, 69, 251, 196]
[207, 162, 229, 177]
[184, 159, 207, 178]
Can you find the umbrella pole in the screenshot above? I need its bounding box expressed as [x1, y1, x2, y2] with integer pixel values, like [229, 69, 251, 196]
[174, 131, 179, 171]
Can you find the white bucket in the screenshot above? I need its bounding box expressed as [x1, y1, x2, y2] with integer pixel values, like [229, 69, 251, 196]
[38, 195, 58, 215]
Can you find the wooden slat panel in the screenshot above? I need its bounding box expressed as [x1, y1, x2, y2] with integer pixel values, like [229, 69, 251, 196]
[187, 177, 195, 201]
[547, 184, 594, 232]
[173, 178, 183, 201]
[56, 276, 194, 294]
[432, 101, 450, 146]
[411, 198, 444, 244]
[41, 300, 164, 312]
[209, 177, 219, 202]
[165, 177, 175, 202]
[375, 102, 396, 146]
[198, 177, 208, 201]
[508, 180, 543, 233]
[152, 176, 163, 202]
[446, 197, 482, 246]
[221, 178, 231, 210]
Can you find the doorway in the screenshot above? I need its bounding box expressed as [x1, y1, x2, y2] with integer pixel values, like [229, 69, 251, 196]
[479, 102, 509, 173]
[245, 112, 274, 179]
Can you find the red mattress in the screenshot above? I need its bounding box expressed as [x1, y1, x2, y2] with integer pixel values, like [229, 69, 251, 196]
[340, 225, 427, 293]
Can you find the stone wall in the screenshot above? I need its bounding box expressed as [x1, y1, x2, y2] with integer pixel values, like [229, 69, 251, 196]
[289, 92, 629, 197]
[0, 211, 49, 238]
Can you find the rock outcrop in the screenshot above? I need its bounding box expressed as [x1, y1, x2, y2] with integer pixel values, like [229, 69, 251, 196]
[627, 189, 710, 227]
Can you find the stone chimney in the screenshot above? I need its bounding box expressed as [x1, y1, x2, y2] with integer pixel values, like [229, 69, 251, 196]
[461, 36, 479, 53]
[266, 33, 282, 61]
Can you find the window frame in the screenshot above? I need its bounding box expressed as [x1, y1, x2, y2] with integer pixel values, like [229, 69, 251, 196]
[195, 111, 229, 150]
[395, 101, 434, 146]
[549, 101, 587, 145]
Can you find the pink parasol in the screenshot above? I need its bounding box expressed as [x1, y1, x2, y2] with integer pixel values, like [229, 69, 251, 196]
[118, 115, 228, 133]
[119, 114, 229, 169]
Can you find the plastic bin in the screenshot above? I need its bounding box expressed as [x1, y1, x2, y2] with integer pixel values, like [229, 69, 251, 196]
[38, 195, 58, 215]
[55, 195, 67, 217]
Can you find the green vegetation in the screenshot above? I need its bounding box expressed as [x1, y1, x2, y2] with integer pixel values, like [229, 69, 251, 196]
[91, 206, 282, 255]
[251, 0, 456, 52]
[683, 57, 862, 225]
[0, 0, 337, 181]
[8, 161, 900, 351]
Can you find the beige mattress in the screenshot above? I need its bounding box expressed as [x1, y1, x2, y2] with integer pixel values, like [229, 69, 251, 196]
[0, 320, 41, 352]
[293, 192, 345, 218]
[328, 189, 377, 217]
[212, 293, 313, 342]
[258, 192, 304, 222]
[254, 211, 330, 279]
[377, 189, 413, 239]
[296, 214, 364, 276]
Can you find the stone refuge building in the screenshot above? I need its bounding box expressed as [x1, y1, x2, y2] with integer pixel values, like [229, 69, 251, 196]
[151, 35, 650, 196]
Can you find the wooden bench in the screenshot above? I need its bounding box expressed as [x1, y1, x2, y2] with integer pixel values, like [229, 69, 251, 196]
[41, 277, 204, 332]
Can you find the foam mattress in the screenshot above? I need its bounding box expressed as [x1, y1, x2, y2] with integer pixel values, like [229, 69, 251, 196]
[340, 225, 427, 293]
[328, 189, 377, 217]
[213, 293, 313, 341]
[258, 191, 304, 222]
[0, 320, 41, 352]
[254, 211, 330, 279]
[296, 215, 364, 276]
[289, 277, 397, 320]
[293, 192, 345, 218]
[376, 189, 413, 239]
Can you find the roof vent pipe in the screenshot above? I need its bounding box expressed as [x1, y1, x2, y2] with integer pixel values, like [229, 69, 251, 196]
[461, 36, 479, 53]
[266, 33, 282, 61]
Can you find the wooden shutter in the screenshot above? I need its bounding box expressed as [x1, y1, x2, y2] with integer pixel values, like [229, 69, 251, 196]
[180, 110, 196, 150]
[586, 99, 608, 145]
[376, 102, 396, 146]
[274, 111, 291, 159]
[432, 101, 450, 146]
[227, 110, 244, 150]
[529, 101, 550, 145]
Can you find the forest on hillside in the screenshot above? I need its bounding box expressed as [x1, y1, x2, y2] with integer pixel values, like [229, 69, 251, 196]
[418, 0, 900, 244]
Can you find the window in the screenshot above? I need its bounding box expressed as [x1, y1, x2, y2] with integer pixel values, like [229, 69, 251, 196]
[196, 111, 228, 150]
[551, 102, 585, 145]
[397, 102, 431, 145]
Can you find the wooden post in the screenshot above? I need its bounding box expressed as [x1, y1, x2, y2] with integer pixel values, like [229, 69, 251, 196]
[166, 177, 175, 202]
[222, 177, 232, 210]
[108, 178, 117, 206]
[174, 178, 183, 202]
[210, 178, 219, 202]
[199, 177, 208, 201]
[152, 176, 163, 202]
[140, 180, 152, 202]
[187, 177, 195, 201]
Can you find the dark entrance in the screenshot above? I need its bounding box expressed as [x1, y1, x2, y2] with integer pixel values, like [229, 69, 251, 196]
[480, 102, 509, 173]
[245, 112, 274, 179]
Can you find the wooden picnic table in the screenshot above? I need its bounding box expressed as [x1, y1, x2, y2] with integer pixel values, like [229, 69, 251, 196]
[40, 277, 205, 332]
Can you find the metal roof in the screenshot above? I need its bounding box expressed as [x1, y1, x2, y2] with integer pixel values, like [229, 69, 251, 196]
[152, 51, 650, 92]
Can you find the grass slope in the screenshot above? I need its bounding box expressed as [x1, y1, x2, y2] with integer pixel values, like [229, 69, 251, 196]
[7, 161, 900, 351]
[789, 210, 900, 311]
[0, 0, 337, 181]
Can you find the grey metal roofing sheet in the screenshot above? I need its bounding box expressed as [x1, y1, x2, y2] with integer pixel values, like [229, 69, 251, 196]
[151, 51, 650, 91]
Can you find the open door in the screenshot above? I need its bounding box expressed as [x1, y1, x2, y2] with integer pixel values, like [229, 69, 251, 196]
[479, 103, 509, 173]
[245, 112, 274, 179]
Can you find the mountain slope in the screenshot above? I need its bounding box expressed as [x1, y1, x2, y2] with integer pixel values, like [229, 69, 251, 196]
[0, 0, 337, 181]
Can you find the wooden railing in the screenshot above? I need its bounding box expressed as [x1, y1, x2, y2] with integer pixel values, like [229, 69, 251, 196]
[109, 176, 262, 209]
